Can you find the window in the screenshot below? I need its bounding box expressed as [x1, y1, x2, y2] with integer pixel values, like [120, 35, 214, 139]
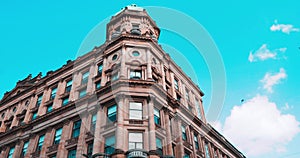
[72, 120, 81, 138]
[68, 149, 76, 158]
[112, 54, 118, 61]
[130, 70, 142, 79]
[105, 135, 115, 155]
[32, 111, 38, 120]
[8, 146, 15, 158]
[156, 137, 163, 156]
[37, 134, 45, 151]
[205, 142, 211, 158]
[82, 71, 89, 85]
[183, 151, 190, 158]
[181, 126, 187, 141]
[185, 88, 189, 101]
[174, 78, 179, 90]
[129, 102, 142, 120]
[37, 94, 43, 107]
[21, 141, 29, 157]
[87, 142, 93, 157]
[194, 134, 199, 150]
[19, 117, 25, 125]
[54, 127, 62, 144]
[214, 148, 219, 158]
[51, 87, 57, 100]
[132, 51, 140, 56]
[91, 114, 97, 133]
[154, 108, 161, 125]
[62, 97, 69, 106]
[111, 73, 119, 81]
[95, 80, 101, 89]
[128, 132, 143, 150]
[79, 89, 87, 98]
[66, 80, 72, 93]
[107, 105, 117, 123]
[195, 100, 202, 119]
[98, 64, 103, 75]
[47, 103, 53, 113]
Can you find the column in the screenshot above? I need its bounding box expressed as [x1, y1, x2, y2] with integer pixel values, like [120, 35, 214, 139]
[54, 81, 64, 109]
[87, 65, 95, 93]
[146, 49, 153, 80]
[76, 115, 88, 157]
[164, 112, 173, 156]
[56, 121, 71, 158]
[174, 116, 184, 157]
[147, 95, 159, 158]
[101, 57, 107, 86]
[93, 106, 104, 154]
[161, 63, 166, 90]
[120, 45, 126, 79]
[115, 94, 125, 154]
[170, 72, 176, 99]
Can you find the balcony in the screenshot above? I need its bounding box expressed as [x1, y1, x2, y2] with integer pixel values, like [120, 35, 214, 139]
[47, 144, 59, 154]
[31, 150, 41, 158]
[65, 137, 78, 148]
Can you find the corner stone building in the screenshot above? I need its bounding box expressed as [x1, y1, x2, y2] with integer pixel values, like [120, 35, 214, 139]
[0, 5, 245, 158]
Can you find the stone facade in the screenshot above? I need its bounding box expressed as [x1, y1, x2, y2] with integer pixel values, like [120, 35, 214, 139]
[0, 4, 245, 158]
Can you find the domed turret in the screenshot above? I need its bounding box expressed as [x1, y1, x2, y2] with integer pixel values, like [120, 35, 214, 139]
[106, 4, 160, 41]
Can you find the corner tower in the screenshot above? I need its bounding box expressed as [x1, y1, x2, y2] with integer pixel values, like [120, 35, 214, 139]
[106, 4, 160, 41]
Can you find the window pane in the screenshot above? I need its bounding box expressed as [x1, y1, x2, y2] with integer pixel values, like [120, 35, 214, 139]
[129, 133, 143, 142]
[129, 110, 142, 120]
[68, 149, 76, 158]
[130, 102, 142, 110]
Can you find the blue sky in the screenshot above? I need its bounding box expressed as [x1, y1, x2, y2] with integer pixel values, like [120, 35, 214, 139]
[0, 1, 300, 158]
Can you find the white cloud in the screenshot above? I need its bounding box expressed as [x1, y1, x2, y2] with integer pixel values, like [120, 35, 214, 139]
[260, 68, 287, 93]
[270, 20, 299, 34]
[248, 44, 286, 62]
[223, 95, 300, 156]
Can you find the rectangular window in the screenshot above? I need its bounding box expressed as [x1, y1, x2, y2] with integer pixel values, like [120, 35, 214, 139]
[37, 134, 45, 151]
[174, 78, 179, 90]
[91, 114, 97, 133]
[21, 141, 29, 157]
[105, 135, 115, 155]
[128, 132, 143, 150]
[183, 151, 190, 158]
[129, 102, 142, 120]
[205, 142, 211, 158]
[19, 117, 25, 125]
[37, 94, 43, 107]
[79, 89, 87, 98]
[72, 120, 81, 138]
[62, 97, 69, 106]
[181, 126, 187, 141]
[47, 103, 53, 113]
[68, 149, 76, 158]
[194, 134, 199, 150]
[111, 73, 119, 81]
[51, 87, 57, 100]
[107, 105, 117, 123]
[95, 80, 101, 89]
[214, 148, 219, 158]
[32, 111, 38, 120]
[156, 137, 163, 156]
[185, 88, 189, 101]
[195, 100, 202, 119]
[54, 127, 63, 144]
[154, 108, 161, 125]
[87, 142, 93, 157]
[82, 71, 89, 85]
[130, 70, 142, 79]
[98, 64, 103, 75]
[66, 80, 72, 93]
[8, 146, 15, 158]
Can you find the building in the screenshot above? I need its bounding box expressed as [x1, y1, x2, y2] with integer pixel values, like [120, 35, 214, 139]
[0, 4, 245, 158]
